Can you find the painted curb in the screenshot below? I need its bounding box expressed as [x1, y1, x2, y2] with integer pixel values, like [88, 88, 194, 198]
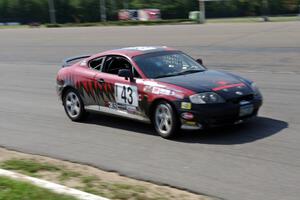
[0, 168, 109, 200]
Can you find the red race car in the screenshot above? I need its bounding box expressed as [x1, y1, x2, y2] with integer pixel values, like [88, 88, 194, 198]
[56, 47, 262, 138]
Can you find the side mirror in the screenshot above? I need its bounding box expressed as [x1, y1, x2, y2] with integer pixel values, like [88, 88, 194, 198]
[196, 58, 203, 65]
[118, 69, 133, 81]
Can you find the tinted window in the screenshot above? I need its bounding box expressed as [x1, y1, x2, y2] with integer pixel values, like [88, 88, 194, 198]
[133, 51, 205, 79]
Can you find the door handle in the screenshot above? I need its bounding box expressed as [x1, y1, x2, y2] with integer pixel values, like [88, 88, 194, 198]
[97, 79, 105, 84]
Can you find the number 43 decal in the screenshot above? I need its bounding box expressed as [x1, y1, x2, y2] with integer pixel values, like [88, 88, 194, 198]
[115, 83, 138, 107]
[121, 86, 133, 104]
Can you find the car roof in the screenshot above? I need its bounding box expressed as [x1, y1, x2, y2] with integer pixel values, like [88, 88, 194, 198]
[93, 46, 177, 58]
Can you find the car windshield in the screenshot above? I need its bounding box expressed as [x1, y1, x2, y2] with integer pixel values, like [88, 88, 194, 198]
[133, 51, 206, 79]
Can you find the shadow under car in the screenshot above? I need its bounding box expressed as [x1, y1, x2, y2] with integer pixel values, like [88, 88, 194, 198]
[81, 114, 288, 144]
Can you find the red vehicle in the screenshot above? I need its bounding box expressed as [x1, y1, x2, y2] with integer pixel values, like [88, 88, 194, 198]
[56, 47, 262, 138]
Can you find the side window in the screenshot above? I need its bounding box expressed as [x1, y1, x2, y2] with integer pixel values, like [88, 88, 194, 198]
[89, 57, 104, 71]
[103, 56, 141, 78]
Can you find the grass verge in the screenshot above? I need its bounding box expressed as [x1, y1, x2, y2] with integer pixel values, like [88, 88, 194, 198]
[0, 158, 210, 200]
[207, 15, 300, 23]
[45, 19, 192, 28]
[0, 176, 77, 200]
[0, 16, 298, 29]
[1, 159, 60, 176]
[46, 16, 299, 27]
[0, 25, 29, 29]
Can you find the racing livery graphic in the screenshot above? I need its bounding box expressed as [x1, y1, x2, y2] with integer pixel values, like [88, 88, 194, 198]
[56, 47, 263, 138]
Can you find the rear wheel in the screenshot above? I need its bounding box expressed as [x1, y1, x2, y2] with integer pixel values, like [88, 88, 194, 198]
[63, 88, 87, 121]
[153, 101, 179, 138]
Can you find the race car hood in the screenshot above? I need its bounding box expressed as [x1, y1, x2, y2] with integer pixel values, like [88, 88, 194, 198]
[157, 70, 254, 99]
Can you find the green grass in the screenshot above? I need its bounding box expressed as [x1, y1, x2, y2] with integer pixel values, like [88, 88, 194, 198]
[77, 181, 169, 200]
[268, 16, 300, 22]
[0, 176, 78, 200]
[59, 171, 81, 182]
[207, 15, 300, 23]
[1, 160, 60, 176]
[0, 25, 28, 29]
[0, 159, 157, 199]
[0, 159, 80, 182]
[45, 19, 192, 28]
[0, 159, 189, 200]
[80, 176, 99, 185]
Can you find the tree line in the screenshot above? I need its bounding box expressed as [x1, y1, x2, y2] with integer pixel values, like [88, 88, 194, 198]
[0, 0, 299, 23]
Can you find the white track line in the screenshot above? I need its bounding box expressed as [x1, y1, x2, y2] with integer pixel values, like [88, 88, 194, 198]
[0, 169, 109, 200]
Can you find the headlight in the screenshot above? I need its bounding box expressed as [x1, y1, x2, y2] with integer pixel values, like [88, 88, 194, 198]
[189, 92, 225, 104]
[251, 82, 261, 96]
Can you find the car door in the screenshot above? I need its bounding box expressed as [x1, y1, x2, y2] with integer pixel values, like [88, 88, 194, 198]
[94, 55, 148, 121]
[76, 56, 107, 109]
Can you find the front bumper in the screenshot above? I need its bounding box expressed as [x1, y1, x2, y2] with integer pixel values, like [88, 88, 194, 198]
[175, 97, 263, 130]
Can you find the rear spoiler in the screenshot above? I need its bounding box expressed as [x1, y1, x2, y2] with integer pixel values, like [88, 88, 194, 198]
[62, 55, 90, 68]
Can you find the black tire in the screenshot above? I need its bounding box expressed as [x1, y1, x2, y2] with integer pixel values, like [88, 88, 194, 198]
[63, 88, 87, 122]
[152, 101, 180, 139]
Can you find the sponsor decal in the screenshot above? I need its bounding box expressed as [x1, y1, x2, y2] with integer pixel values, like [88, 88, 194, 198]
[181, 112, 194, 120]
[143, 86, 152, 93]
[159, 88, 171, 95]
[170, 91, 184, 99]
[152, 87, 171, 95]
[126, 105, 137, 113]
[80, 60, 87, 66]
[181, 102, 192, 110]
[185, 121, 196, 126]
[142, 83, 184, 99]
[152, 87, 161, 94]
[108, 102, 118, 109]
[142, 80, 166, 87]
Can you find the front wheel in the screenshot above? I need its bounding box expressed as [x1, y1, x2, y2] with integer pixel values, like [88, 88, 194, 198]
[63, 88, 87, 121]
[153, 101, 179, 138]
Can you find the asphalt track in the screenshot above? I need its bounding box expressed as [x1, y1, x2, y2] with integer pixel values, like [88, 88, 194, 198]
[0, 22, 300, 200]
